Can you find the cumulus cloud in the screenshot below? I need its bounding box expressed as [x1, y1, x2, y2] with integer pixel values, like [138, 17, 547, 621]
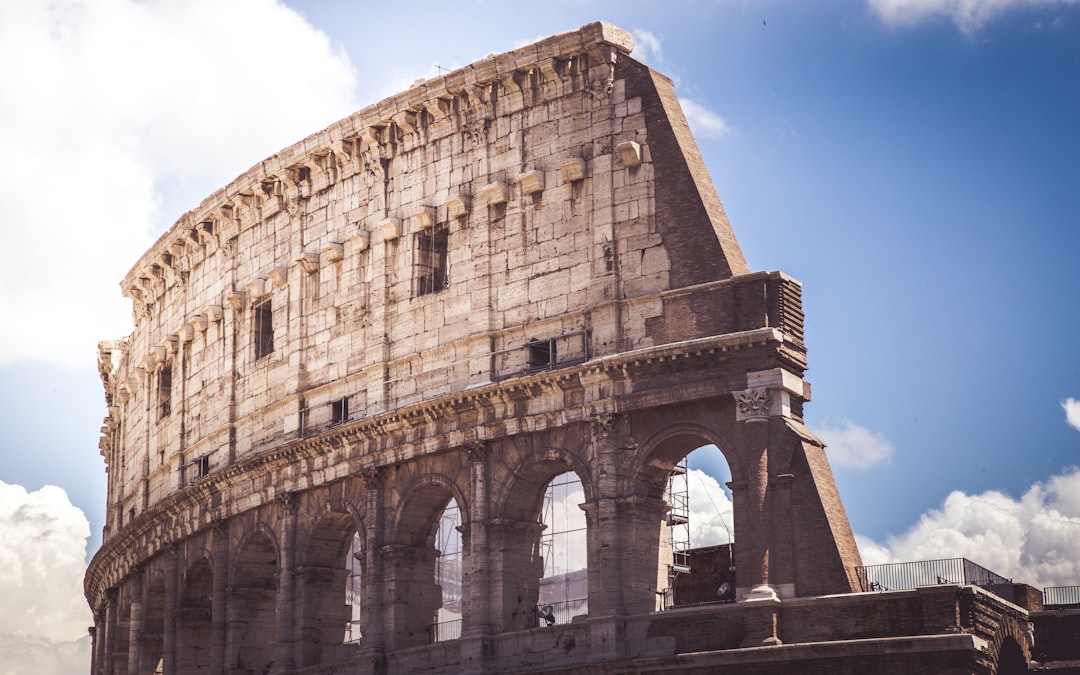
[0, 480, 92, 675]
[0, 0, 357, 368]
[811, 418, 894, 469]
[687, 469, 735, 547]
[858, 467, 1080, 588]
[1063, 397, 1080, 432]
[631, 28, 663, 65]
[867, 0, 1080, 34]
[680, 98, 734, 140]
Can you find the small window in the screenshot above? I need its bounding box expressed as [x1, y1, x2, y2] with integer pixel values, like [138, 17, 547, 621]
[416, 227, 449, 296]
[330, 397, 349, 427]
[184, 456, 210, 485]
[254, 299, 274, 359]
[526, 338, 555, 373]
[158, 363, 172, 419]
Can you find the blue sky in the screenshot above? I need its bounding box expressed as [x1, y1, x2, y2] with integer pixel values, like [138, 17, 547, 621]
[1, 0, 1079, 668]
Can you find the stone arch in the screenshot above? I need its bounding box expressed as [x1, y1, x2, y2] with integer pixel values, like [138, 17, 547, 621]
[635, 420, 742, 498]
[176, 553, 213, 674]
[227, 527, 279, 674]
[488, 446, 590, 633]
[496, 444, 593, 523]
[295, 505, 366, 667]
[383, 474, 463, 649]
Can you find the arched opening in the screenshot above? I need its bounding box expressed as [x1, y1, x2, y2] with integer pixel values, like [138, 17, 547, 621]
[665, 444, 736, 607]
[297, 512, 358, 666]
[997, 636, 1029, 675]
[640, 433, 739, 610]
[141, 574, 166, 673]
[387, 483, 457, 649]
[494, 458, 587, 632]
[432, 499, 463, 642]
[176, 557, 213, 674]
[538, 471, 588, 626]
[228, 531, 278, 674]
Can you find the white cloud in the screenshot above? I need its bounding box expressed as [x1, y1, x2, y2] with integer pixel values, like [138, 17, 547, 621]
[867, 0, 1080, 34]
[0, 0, 357, 368]
[0, 481, 92, 675]
[687, 469, 735, 547]
[811, 419, 894, 469]
[630, 28, 663, 65]
[0, 634, 92, 675]
[858, 466, 1080, 588]
[1063, 397, 1080, 432]
[680, 98, 733, 140]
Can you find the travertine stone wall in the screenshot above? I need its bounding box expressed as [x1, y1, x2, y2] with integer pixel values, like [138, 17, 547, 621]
[87, 22, 874, 675]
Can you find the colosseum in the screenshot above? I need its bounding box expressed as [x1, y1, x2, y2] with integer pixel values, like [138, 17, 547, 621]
[88, 21, 1046, 675]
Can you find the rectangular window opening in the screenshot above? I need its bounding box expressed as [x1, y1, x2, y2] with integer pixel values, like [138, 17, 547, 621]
[254, 299, 274, 359]
[526, 338, 555, 373]
[158, 364, 172, 419]
[330, 396, 349, 427]
[416, 226, 449, 296]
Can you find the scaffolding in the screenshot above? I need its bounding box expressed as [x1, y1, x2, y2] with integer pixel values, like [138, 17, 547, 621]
[668, 457, 691, 576]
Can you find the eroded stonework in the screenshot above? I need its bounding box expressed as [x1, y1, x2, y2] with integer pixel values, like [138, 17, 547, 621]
[86, 22, 1032, 675]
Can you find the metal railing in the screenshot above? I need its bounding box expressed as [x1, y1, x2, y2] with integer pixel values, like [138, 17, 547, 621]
[492, 330, 590, 381]
[427, 619, 461, 643]
[1043, 585, 1080, 607]
[856, 558, 1014, 602]
[536, 598, 588, 627]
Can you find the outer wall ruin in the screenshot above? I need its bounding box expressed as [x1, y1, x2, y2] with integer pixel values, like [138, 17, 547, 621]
[87, 22, 1034, 675]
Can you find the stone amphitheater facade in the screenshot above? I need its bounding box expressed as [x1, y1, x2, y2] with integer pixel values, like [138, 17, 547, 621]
[87, 22, 1034, 675]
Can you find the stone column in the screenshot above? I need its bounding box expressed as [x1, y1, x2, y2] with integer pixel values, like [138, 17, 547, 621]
[462, 440, 491, 637]
[127, 568, 145, 675]
[162, 547, 178, 675]
[486, 518, 545, 632]
[274, 493, 298, 673]
[88, 625, 98, 675]
[359, 467, 386, 665]
[104, 590, 118, 675]
[382, 543, 441, 649]
[210, 520, 228, 675]
[585, 413, 623, 618]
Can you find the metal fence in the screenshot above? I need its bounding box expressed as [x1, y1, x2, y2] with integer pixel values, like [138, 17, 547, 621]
[1043, 585, 1080, 607]
[536, 598, 588, 627]
[427, 619, 461, 644]
[856, 558, 1014, 602]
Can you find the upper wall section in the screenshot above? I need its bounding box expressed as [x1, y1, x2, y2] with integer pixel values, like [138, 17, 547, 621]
[120, 21, 746, 315]
[97, 22, 785, 537]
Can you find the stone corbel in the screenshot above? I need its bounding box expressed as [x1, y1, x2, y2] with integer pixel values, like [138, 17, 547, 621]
[321, 242, 344, 264]
[203, 305, 223, 323]
[391, 110, 418, 135]
[412, 206, 436, 232]
[375, 218, 401, 243]
[147, 350, 164, 369]
[160, 335, 179, 357]
[518, 169, 545, 196]
[169, 240, 187, 258]
[226, 291, 247, 312]
[189, 314, 208, 333]
[296, 252, 320, 275]
[481, 181, 508, 205]
[616, 140, 642, 168]
[350, 231, 370, 253]
[117, 386, 130, 405]
[446, 193, 470, 220]
[560, 158, 586, 183]
[246, 278, 267, 301]
[267, 267, 288, 289]
[177, 323, 194, 343]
